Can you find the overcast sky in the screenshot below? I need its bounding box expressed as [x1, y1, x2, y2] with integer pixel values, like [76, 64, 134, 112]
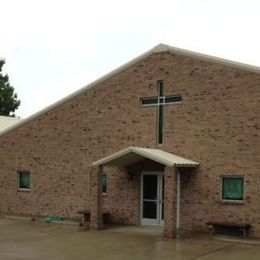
[1, 0, 260, 118]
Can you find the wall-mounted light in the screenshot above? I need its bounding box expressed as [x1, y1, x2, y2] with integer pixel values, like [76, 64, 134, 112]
[183, 171, 191, 183]
[127, 170, 134, 182]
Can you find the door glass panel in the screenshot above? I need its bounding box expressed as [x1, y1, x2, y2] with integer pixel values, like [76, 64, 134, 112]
[143, 175, 158, 199]
[143, 175, 158, 219]
[143, 201, 157, 219]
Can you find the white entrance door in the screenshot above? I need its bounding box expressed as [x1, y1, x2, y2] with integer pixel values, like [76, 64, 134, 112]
[141, 172, 164, 226]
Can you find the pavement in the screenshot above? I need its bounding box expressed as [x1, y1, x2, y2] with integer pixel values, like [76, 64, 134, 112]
[0, 218, 260, 260]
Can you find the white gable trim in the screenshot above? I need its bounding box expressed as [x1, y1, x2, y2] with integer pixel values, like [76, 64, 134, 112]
[93, 146, 199, 167]
[1, 43, 259, 137]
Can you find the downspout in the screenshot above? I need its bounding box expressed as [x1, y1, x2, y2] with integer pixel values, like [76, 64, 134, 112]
[176, 168, 180, 239]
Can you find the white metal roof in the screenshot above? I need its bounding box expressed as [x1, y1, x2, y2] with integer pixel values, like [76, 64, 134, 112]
[1, 43, 260, 138]
[0, 116, 22, 133]
[93, 146, 199, 167]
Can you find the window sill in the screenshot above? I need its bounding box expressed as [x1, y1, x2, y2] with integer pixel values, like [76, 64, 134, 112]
[18, 188, 31, 192]
[102, 193, 107, 197]
[220, 200, 245, 205]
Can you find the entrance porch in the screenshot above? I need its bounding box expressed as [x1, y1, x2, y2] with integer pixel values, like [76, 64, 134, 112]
[91, 146, 199, 238]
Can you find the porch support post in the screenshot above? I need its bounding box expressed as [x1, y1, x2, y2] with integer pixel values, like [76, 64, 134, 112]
[90, 165, 103, 230]
[164, 166, 179, 238]
[164, 167, 176, 238]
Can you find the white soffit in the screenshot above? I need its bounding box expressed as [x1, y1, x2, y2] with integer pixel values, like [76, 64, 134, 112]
[0, 116, 22, 134]
[92, 146, 199, 167]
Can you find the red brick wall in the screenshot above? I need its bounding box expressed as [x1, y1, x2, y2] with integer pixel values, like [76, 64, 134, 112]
[102, 166, 140, 225]
[0, 51, 259, 236]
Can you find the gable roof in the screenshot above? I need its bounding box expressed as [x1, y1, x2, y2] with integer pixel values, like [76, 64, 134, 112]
[93, 146, 199, 167]
[1, 43, 260, 137]
[0, 116, 22, 134]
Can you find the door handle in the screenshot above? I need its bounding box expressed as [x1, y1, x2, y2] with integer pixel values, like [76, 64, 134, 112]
[154, 197, 162, 204]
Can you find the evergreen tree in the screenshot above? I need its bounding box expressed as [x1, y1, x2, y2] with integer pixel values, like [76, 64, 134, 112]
[0, 59, 20, 116]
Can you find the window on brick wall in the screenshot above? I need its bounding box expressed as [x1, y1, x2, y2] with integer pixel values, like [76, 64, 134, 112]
[18, 170, 31, 190]
[102, 174, 107, 194]
[140, 80, 182, 145]
[221, 176, 244, 201]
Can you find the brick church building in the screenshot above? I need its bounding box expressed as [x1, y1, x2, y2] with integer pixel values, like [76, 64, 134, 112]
[0, 44, 259, 238]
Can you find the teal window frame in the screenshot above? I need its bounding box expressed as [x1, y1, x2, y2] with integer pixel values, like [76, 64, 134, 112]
[221, 176, 244, 201]
[140, 95, 182, 106]
[158, 105, 164, 144]
[140, 79, 183, 145]
[158, 80, 164, 96]
[102, 174, 107, 194]
[157, 80, 164, 145]
[18, 170, 31, 190]
[141, 98, 158, 106]
[165, 95, 182, 104]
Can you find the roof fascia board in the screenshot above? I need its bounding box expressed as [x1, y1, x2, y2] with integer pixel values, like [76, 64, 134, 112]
[133, 147, 173, 167]
[92, 147, 199, 167]
[134, 149, 199, 167]
[1, 43, 260, 137]
[165, 45, 260, 74]
[134, 147, 199, 166]
[92, 147, 134, 166]
[0, 46, 160, 137]
[92, 146, 173, 167]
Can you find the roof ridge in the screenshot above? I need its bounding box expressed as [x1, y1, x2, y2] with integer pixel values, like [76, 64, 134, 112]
[152, 43, 170, 53]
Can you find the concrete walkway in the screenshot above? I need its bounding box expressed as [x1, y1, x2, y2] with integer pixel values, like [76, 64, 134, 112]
[0, 218, 260, 260]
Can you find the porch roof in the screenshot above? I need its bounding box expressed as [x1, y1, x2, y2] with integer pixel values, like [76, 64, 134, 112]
[92, 146, 199, 167]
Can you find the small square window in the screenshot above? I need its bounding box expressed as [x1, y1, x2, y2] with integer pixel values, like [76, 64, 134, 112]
[140, 98, 158, 106]
[18, 171, 31, 190]
[222, 177, 244, 201]
[102, 174, 107, 194]
[158, 80, 164, 96]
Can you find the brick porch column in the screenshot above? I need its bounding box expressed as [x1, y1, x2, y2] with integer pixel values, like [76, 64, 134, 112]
[164, 166, 177, 238]
[90, 165, 103, 230]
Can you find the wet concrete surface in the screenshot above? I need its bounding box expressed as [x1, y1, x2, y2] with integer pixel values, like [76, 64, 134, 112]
[0, 218, 260, 260]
